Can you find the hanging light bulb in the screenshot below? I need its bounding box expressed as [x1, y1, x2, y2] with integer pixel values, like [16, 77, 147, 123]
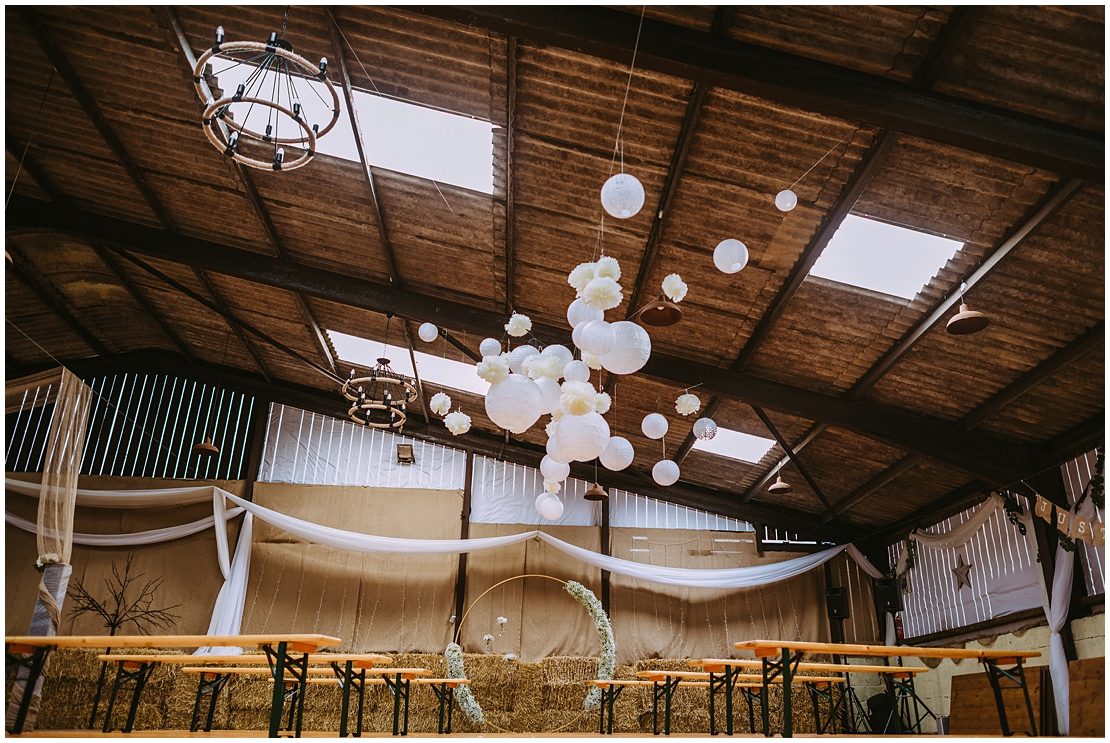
[273, 147, 285, 170]
[215, 26, 225, 45]
[318, 57, 328, 77]
[946, 282, 990, 335]
[767, 476, 793, 494]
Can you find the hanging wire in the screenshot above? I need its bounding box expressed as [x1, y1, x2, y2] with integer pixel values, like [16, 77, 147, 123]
[279, 5, 290, 39]
[786, 130, 853, 191]
[607, 5, 647, 178]
[6, 70, 55, 208]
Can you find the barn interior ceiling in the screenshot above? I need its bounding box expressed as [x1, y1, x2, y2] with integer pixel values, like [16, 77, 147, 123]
[5, 5, 1104, 546]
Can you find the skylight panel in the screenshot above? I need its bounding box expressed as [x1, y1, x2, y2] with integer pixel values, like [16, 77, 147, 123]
[692, 428, 776, 464]
[810, 215, 963, 300]
[328, 330, 489, 397]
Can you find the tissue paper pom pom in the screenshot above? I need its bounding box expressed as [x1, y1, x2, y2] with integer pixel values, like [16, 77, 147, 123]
[560, 380, 598, 416]
[675, 393, 700, 416]
[544, 478, 561, 494]
[505, 313, 532, 337]
[595, 391, 612, 414]
[444, 411, 471, 435]
[581, 351, 602, 370]
[523, 353, 564, 381]
[551, 409, 564, 422]
[430, 392, 452, 416]
[581, 276, 623, 311]
[568, 262, 596, 293]
[662, 273, 688, 303]
[545, 419, 558, 438]
[476, 355, 510, 385]
[596, 255, 621, 281]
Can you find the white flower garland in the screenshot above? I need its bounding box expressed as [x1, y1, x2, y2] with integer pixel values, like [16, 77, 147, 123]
[565, 580, 616, 711]
[445, 642, 485, 725]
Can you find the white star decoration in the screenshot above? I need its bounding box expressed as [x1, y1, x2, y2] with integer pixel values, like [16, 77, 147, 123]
[953, 554, 973, 590]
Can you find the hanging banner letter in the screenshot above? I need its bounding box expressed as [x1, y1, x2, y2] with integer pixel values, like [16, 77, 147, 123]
[1034, 494, 1054, 524]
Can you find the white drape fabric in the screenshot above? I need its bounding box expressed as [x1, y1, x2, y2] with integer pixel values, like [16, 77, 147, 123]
[5, 508, 243, 547]
[6, 477, 224, 508]
[196, 513, 254, 655]
[895, 494, 1005, 575]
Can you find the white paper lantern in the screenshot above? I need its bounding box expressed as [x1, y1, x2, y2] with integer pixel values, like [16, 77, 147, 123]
[508, 344, 539, 375]
[641, 413, 669, 440]
[484, 375, 544, 434]
[480, 337, 502, 358]
[567, 298, 603, 329]
[775, 189, 798, 212]
[418, 322, 438, 343]
[601, 173, 645, 219]
[552, 411, 610, 462]
[599, 436, 634, 471]
[713, 239, 749, 274]
[540, 455, 571, 483]
[542, 344, 574, 367]
[571, 322, 588, 351]
[546, 432, 567, 463]
[693, 417, 718, 441]
[535, 377, 562, 415]
[599, 321, 651, 375]
[562, 360, 591, 383]
[577, 320, 615, 356]
[652, 459, 680, 486]
[535, 492, 564, 521]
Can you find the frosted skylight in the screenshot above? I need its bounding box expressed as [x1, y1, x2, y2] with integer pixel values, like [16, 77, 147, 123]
[810, 215, 963, 300]
[211, 60, 494, 193]
[328, 330, 489, 397]
[692, 428, 776, 464]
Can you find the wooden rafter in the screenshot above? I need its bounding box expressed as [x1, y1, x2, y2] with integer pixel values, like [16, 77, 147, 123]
[6, 249, 109, 358]
[739, 423, 827, 503]
[403, 319, 433, 424]
[752, 405, 837, 519]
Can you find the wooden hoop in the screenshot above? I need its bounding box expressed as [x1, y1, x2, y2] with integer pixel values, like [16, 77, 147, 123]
[202, 96, 315, 171]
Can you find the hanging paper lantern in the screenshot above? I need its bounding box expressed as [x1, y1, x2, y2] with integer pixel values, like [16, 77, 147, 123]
[546, 431, 567, 463]
[641, 413, 669, 440]
[484, 374, 544, 434]
[480, 337, 502, 357]
[562, 360, 591, 383]
[552, 411, 610, 462]
[535, 376, 562, 415]
[775, 189, 798, 212]
[508, 344, 539, 375]
[652, 459, 680, 486]
[418, 323, 438, 343]
[599, 321, 651, 375]
[713, 239, 749, 274]
[577, 320, 615, 356]
[567, 298, 604, 329]
[542, 344, 574, 369]
[540, 455, 571, 483]
[535, 492, 564, 520]
[572, 322, 588, 351]
[599, 436, 634, 471]
[600, 173, 645, 219]
[692, 417, 718, 441]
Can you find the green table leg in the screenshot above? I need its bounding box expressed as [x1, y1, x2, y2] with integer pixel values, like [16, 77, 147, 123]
[760, 658, 770, 738]
[267, 642, 287, 738]
[781, 648, 794, 738]
[391, 674, 402, 736]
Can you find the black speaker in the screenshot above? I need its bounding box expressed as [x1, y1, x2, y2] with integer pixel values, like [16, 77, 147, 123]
[875, 578, 903, 613]
[825, 586, 850, 619]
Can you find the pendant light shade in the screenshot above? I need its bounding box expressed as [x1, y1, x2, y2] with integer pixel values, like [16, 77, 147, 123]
[193, 437, 219, 457]
[584, 483, 609, 501]
[639, 298, 683, 327]
[946, 303, 990, 335]
[767, 476, 792, 494]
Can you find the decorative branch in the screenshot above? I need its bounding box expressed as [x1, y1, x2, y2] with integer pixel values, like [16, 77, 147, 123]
[67, 552, 182, 635]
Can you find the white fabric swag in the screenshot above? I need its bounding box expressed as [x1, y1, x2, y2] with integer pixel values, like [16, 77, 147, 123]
[5, 508, 244, 547]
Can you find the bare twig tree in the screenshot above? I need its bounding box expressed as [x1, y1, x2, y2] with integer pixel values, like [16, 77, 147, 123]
[67, 552, 182, 635]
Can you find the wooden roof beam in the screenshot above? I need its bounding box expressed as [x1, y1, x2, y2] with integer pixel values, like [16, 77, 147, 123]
[503, 36, 517, 315]
[409, 6, 1103, 181]
[752, 406, 837, 520]
[6, 248, 109, 358]
[6, 136, 55, 198]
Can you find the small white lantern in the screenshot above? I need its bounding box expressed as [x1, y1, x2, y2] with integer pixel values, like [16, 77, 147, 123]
[577, 320, 615, 356]
[480, 337, 502, 357]
[535, 492, 564, 521]
[713, 239, 749, 274]
[508, 344, 539, 375]
[599, 321, 651, 375]
[641, 413, 669, 440]
[775, 189, 798, 212]
[535, 376, 562, 415]
[546, 431, 567, 463]
[652, 459, 680, 486]
[571, 321, 588, 351]
[600, 173, 645, 219]
[542, 344, 574, 367]
[562, 360, 591, 383]
[567, 298, 603, 329]
[552, 411, 610, 462]
[484, 374, 544, 434]
[540, 455, 571, 482]
[693, 417, 718, 441]
[418, 322, 438, 343]
[599, 436, 634, 471]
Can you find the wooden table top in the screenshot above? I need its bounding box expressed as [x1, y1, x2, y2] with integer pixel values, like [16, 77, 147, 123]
[7, 634, 342, 651]
[589, 679, 710, 688]
[732, 640, 1041, 660]
[692, 659, 927, 675]
[181, 667, 336, 675]
[359, 668, 433, 679]
[96, 653, 392, 666]
[638, 669, 844, 684]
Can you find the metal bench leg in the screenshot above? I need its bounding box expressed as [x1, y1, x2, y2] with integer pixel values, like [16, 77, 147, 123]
[7, 645, 49, 735]
[355, 672, 366, 737]
[437, 683, 448, 734]
[725, 668, 735, 736]
[205, 675, 229, 733]
[402, 678, 411, 736]
[88, 658, 110, 730]
[664, 677, 677, 736]
[122, 663, 155, 733]
[101, 662, 126, 733]
[337, 661, 353, 738]
[390, 674, 402, 736]
[760, 659, 771, 738]
[709, 673, 717, 736]
[652, 681, 660, 735]
[1015, 661, 1038, 736]
[266, 642, 288, 738]
[598, 686, 606, 735]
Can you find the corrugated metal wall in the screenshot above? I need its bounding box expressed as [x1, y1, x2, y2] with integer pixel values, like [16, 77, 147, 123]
[1061, 450, 1105, 596]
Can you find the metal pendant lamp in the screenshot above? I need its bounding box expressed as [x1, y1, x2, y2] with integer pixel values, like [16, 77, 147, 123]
[638, 296, 683, 327]
[192, 437, 219, 457]
[584, 483, 609, 501]
[946, 282, 990, 335]
[767, 475, 793, 494]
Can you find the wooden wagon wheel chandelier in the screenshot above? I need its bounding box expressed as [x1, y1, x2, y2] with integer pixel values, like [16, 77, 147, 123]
[192, 10, 340, 172]
[340, 316, 419, 430]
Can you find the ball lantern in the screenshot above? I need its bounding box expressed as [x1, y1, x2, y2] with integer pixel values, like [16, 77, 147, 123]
[479, 337, 502, 357]
[599, 321, 651, 375]
[577, 320, 615, 356]
[535, 376, 562, 415]
[713, 239, 749, 274]
[775, 189, 798, 212]
[600, 172, 645, 219]
[599, 436, 634, 471]
[567, 298, 603, 329]
[552, 411, 610, 462]
[540, 455, 571, 483]
[692, 417, 718, 441]
[641, 413, 669, 440]
[535, 492, 564, 520]
[508, 344, 539, 375]
[484, 374, 543, 434]
[542, 344, 574, 368]
[417, 323, 438, 343]
[652, 459, 680, 486]
[546, 431, 567, 463]
[572, 322, 589, 351]
[562, 360, 591, 383]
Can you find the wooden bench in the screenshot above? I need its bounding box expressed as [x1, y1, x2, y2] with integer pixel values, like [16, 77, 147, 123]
[279, 676, 470, 735]
[5, 634, 340, 738]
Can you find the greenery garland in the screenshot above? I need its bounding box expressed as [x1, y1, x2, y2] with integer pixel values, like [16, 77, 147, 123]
[1001, 492, 1027, 535]
[565, 580, 616, 711]
[444, 642, 485, 725]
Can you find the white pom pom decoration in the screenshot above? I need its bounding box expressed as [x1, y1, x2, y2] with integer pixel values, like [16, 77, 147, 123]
[652, 459, 681, 486]
[543, 478, 561, 495]
[507, 344, 539, 375]
[581, 276, 624, 312]
[775, 189, 798, 212]
[559, 380, 599, 416]
[599, 321, 651, 375]
[567, 298, 603, 329]
[568, 263, 597, 294]
[595, 255, 621, 281]
[418, 323, 439, 343]
[600, 173, 645, 219]
[540, 455, 571, 483]
[535, 376, 562, 416]
[713, 239, 749, 274]
[523, 353, 564, 381]
[552, 411, 610, 462]
[662, 273, 688, 303]
[476, 355, 510, 385]
[675, 393, 701, 416]
[535, 493, 564, 521]
[599, 436, 634, 471]
[444, 410, 471, 435]
[430, 392, 452, 416]
[581, 351, 602, 370]
[577, 320, 615, 356]
[641, 413, 669, 440]
[479, 338, 502, 357]
[594, 391, 612, 414]
[693, 417, 718, 441]
[562, 360, 591, 383]
[484, 375, 544, 434]
[505, 313, 532, 337]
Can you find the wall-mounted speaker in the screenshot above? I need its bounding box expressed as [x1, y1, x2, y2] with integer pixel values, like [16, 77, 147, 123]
[825, 587, 850, 619]
[876, 578, 903, 613]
